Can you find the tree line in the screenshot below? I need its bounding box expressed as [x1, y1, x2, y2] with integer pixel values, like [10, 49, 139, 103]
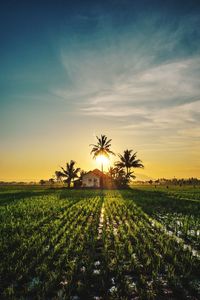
[40, 134, 144, 188]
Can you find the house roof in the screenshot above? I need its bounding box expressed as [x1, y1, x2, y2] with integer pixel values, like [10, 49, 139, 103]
[84, 169, 107, 178]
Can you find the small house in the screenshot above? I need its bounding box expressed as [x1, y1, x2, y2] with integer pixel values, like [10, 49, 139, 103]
[82, 169, 105, 188]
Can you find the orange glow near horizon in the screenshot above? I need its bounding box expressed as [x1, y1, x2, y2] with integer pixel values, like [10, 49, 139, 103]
[0, 132, 200, 182]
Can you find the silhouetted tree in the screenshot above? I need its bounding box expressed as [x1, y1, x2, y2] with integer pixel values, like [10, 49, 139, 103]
[115, 149, 144, 178]
[74, 170, 87, 188]
[48, 178, 54, 185]
[39, 179, 45, 185]
[107, 166, 130, 188]
[59, 160, 80, 188]
[79, 170, 87, 181]
[55, 171, 63, 183]
[107, 166, 117, 179]
[90, 134, 115, 173]
[114, 167, 129, 188]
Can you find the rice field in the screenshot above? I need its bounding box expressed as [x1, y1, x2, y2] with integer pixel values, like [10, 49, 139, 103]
[0, 185, 199, 299]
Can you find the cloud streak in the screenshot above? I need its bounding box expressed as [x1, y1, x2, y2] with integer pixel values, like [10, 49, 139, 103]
[53, 7, 200, 160]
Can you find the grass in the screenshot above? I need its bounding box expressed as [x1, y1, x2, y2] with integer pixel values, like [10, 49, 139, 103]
[0, 185, 199, 299]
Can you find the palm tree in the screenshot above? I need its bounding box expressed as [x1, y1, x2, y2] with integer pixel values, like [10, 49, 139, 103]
[107, 166, 130, 188]
[78, 170, 87, 186]
[107, 166, 117, 179]
[59, 160, 80, 188]
[55, 171, 63, 183]
[115, 149, 144, 178]
[90, 134, 115, 173]
[79, 170, 87, 180]
[114, 167, 129, 188]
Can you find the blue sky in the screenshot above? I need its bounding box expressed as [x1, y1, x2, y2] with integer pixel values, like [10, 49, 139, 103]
[1, 0, 200, 180]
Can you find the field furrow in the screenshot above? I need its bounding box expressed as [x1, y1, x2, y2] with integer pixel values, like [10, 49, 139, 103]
[0, 187, 199, 299]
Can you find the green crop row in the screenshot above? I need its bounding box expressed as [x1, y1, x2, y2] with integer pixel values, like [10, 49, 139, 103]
[101, 191, 200, 299]
[0, 191, 103, 299]
[120, 188, 200, 250]
[0, 187, 199, 299]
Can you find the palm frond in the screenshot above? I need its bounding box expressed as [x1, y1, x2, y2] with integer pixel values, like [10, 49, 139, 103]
[90, 134, 115, 161]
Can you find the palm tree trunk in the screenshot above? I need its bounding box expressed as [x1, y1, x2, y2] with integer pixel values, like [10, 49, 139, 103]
[101, 162, 103, 189]
[126, 166, 129, 176]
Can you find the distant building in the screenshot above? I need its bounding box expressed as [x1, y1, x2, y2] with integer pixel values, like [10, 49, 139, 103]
[82, 169, 107, 188]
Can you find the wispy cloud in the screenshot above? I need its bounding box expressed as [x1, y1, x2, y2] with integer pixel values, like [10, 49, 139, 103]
[57, 12, 200, 101]
[57, 53, 200, 131]
[52, 11, 200, 153]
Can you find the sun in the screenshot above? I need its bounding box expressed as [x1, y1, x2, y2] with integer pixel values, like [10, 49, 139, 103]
[96, 154, 109, 166]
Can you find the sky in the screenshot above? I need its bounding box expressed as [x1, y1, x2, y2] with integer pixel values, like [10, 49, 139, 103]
[0, 0, 200, 181]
